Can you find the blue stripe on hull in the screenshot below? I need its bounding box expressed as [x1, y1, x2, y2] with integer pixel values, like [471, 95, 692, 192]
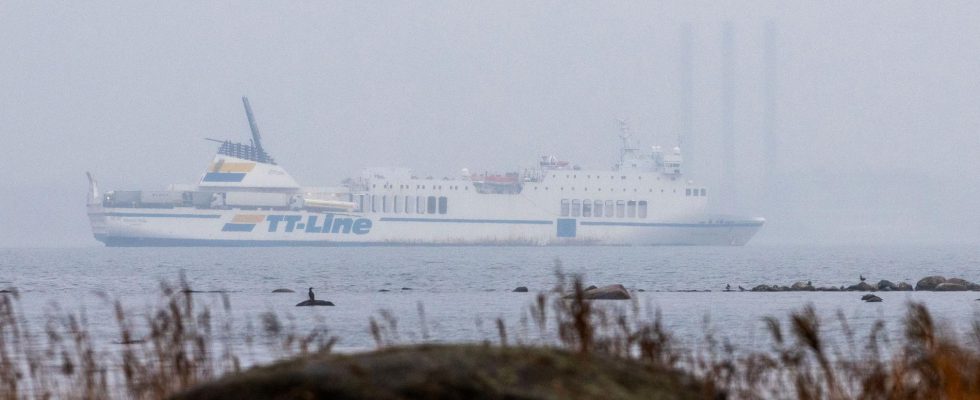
[98, 237, 537, 247]
[580, 221, 764, 228]
[379, 217, 552, 224]
[100, 213, 222, 219]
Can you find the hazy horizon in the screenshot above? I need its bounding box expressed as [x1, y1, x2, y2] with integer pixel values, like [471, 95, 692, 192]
[2, 1, 979, 247]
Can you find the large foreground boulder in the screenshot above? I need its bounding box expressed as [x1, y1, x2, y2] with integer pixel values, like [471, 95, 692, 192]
[296, 300, 335, 306]
[174, 345, 707, 400]
[916, 276, 946, 291]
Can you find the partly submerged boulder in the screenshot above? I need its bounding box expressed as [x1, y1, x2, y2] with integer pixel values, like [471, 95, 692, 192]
[935, 283, 968, 292]
[296, 300, 335, 307]
[565, 284, 631, 300]
[271, 288, 295, 293]
[846, 282, 875, 292]
[790, 281, 814, 291]
[895, 282, 913, 291]
[915, 276, 946, 291]
[751, 284, 771, 292]
[877, 280, 896, 291]
[513, 286, 529, 293]
[863, 295, 883, 302]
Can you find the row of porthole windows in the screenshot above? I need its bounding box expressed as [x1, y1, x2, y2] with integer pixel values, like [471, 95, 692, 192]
[373, 183, 468, 191]
[552, 174, 654, 181]
[560, 199, 648, 218]
[686, 188, 707, 196]
[535, 186, 677, 194]
[358, 194, 448, 214]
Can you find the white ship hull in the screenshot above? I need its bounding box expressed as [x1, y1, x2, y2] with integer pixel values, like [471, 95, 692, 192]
[88, 206, 763, 247]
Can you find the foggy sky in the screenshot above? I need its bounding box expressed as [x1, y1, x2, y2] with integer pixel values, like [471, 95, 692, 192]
[2, 1, 979, 247]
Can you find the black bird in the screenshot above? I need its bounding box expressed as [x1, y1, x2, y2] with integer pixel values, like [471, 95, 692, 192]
[726, 284, 731, 291]
[308, 287, 315, 301]
[738, 285, 745, 291]
[807, 280, 812, 287]
[859, 274, 866, 282]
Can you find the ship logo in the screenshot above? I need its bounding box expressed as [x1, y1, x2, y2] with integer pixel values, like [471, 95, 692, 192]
[202, 161, 256, 183]
[221, 214, 265, 232]
[221, 213, 373, 235]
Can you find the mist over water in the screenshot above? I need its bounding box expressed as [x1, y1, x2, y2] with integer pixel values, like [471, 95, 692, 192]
[2, 2, 980, 247]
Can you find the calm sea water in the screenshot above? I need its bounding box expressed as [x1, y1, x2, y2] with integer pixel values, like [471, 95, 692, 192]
[1, 245, 978, 359]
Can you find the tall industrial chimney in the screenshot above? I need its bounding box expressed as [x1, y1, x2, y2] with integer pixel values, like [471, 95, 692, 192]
[679, 25, 694, 177]
[763, 21, 778, 197]
[721, 22, 736, 211]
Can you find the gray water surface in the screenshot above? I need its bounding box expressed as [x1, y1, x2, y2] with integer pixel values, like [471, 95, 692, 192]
[1, 245, 978, 358]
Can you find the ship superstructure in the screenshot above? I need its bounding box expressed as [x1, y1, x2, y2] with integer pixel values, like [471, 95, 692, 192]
[86, 98, 764, 246]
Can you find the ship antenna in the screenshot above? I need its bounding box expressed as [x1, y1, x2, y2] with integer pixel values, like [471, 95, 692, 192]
[617, 119, 633, 149]
[242, 96, 265, 157]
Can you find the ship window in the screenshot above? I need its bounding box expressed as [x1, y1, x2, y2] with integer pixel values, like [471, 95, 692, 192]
[371, 195, 379, 213]
[394, 195, 402, 213]
[638, 201, 648, 218]
[621, 176, 626, 180]
[605, 200, 614, 217]
[700, 188, 706, 196]
[582, 200, 592, 217]
[616, 200, 625, 218]
[417, 196, 426, 214]
[427, 196, 437, 214]
[561, 199, 569, 216]
[405, 196, 414, 214]
[438, 196, 447, 214]
[627, 200, 637, 217]
[593, 200, 603, 217]
[358, 195, 366, 212]
[571, 200, 581, 217]
[686, 188, 692, 196]
[383, 196, 390, 213]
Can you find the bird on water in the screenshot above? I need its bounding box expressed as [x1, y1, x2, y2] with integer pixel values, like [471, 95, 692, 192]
[308, 287, 315, 301]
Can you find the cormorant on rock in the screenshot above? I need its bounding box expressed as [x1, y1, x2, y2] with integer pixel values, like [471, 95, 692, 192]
[859, 274, 866, 282]
[308, 287, 315, 301]
[807, 280, 812, 287]
[738, 285, 745, 291]
[725, 284, 731, 291]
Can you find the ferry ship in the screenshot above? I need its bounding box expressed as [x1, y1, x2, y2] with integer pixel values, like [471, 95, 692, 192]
[86, 98, 764, 246]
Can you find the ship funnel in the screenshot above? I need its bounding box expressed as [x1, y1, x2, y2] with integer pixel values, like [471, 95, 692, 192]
[242, 96, 264, 156]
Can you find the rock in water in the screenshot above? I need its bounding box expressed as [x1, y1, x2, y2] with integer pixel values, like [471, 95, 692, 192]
[863, 295, 883, 302]
[896, 282, 913, 291]
[296, 300, 334, 307]
[272, 288, 295, 293]
[512, 286, 529, 293]
[847, 282, 875, 291]
[751, 284, 771, 292]
[935, 283, 968, 292]
[946, 278, 972, 287]
[568, 284, 631, 300]
[915, 276, 946, 291]
[790, 281, 814, 291]
[877, 280, 896, 291]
